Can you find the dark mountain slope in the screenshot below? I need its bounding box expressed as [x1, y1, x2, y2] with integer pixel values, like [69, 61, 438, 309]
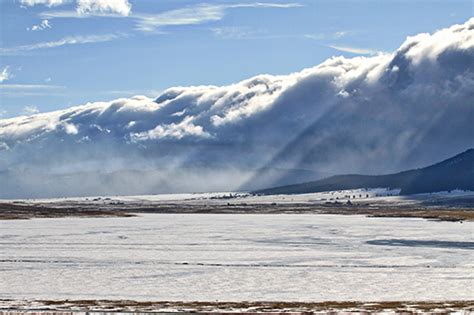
[255, 148, 474, 195]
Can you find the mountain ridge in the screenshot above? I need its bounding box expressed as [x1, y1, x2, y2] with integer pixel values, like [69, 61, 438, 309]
[254, 148, 474, 195]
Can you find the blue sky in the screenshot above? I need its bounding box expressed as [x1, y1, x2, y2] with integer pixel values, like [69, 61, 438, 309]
[0, 0, 473, 118]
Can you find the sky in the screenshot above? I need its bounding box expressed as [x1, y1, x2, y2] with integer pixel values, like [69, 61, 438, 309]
[0, 0, 473, 118]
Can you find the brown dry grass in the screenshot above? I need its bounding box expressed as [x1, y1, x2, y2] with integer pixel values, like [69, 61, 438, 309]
[0, 202, 134, 220]
[1, 201, 472, 222]
[1, 299, 473, 313]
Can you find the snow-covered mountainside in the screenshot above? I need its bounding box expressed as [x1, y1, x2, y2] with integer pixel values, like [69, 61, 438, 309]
[1, 19, 474, 198]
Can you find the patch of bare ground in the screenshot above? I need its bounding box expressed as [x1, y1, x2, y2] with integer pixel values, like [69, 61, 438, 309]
[0, 299, 473, 313]
[0, 203, 134, 220]
[0, 201, 473, 222]
[315, 206, 474, 222]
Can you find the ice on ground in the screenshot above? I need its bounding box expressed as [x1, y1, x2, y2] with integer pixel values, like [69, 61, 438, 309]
[0, 214, 472, 301]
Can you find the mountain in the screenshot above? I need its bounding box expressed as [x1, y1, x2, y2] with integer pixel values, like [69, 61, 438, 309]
[255, 149, 474, 195]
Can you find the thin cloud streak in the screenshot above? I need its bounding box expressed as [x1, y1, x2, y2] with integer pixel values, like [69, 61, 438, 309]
[1, 92, 67, 97]
[135, 3, 303, 32]
[211, 26, 266, 40]
[304, 31, 352, 41]
[133, 6, 224, 32]
[0, 34, 124, 55]
[326, 44, 379, 55]
[0, 84, 66, 96]
[0, 84, 65, 89]
[41, 3, 303, 33]
[211, 27, 296, 40]
[40, 10, 123, 18]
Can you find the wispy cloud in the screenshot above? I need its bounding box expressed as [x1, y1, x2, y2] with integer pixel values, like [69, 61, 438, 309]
[211, 26, 292, 40]
[303, 33, 325, 40]
[333, 31, 348, 39]
[41, 10, 123, 18]
[28, 19, 52, 31]
[22, 105, 40, 115]
[326, 44, 378, 55]
[304, 31, 378, 55]
[41, 2, 302, 32]
[0, 84, 65, 97]
[211, 26, 265, 40]
[0, 66, 11, 83]
[0, 33, 124, 55]
[135, 3, 302, 32]
[304, 31, 349, 41]
[0, 84, 64, 89]
[133, 5, 224, 32]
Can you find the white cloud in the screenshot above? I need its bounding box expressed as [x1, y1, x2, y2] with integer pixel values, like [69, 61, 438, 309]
[19, 0, 131, 16]
[131, 116, 211, 141]
[28, 19, 52, 31]
[326, 45, 379, 55]
[19, 0, 66, 7]
[133, 4, 226, 32]
[1, 18, 473, 197]
[0, 66, 11, 83]
[135, 3, 301, 32]
[76, 0, 131, 16]
[63, 122, 79, 134]
[22, 106, 40, 115]
[0, 33, 122, 55]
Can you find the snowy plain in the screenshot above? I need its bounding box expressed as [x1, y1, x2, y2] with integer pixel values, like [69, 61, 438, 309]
[4, 188, 474, 206]
[1, 213, 473, 302]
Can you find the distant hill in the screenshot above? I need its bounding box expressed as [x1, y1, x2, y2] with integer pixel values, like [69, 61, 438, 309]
[255, 148, 474, 195]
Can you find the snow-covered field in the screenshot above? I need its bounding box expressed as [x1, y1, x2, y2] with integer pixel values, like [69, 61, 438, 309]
[1, 213, 472, 302]
[4, 188, 474, 206]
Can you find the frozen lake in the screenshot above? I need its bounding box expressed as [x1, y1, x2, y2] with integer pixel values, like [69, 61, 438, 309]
[1, 214, 473, 302]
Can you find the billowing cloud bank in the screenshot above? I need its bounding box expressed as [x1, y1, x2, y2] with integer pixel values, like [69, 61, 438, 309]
[1, 19, 474, 198]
